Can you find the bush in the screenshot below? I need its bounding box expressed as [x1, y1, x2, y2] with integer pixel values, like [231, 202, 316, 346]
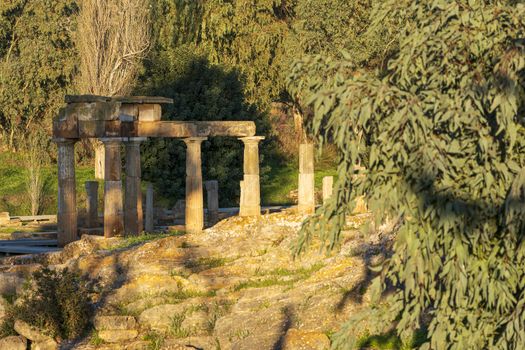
[1, 267, 92, 341]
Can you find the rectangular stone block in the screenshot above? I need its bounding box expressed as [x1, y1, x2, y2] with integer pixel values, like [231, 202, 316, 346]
[66, 101, 120, 121]
[322, 176, 333, 204]
[298, 173, 315, 214]
[0, 212, 10, 226]
[138, 104, 162, 121]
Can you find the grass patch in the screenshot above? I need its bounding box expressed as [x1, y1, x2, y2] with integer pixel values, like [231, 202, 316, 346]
[0, 152, 97, 215]
[160, 289, 217, 301]
[233, 276, 296, 291]
[89, 330, 105, 346]
[235, 262, 325, 292]
[255, 262, 324, 277]
[143, 331, 165, 350]
[169, 313, 191, 338]
[262, 151, 337, 206]
[184, 256, 233, 272]
[108, 231, 185, 251]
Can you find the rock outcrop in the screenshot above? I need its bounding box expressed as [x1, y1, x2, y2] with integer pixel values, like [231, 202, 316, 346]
[0, 211, 390, 349]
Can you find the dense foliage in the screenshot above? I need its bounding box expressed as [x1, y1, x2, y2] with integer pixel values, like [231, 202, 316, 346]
[289, 1, 525, 349]
[0, 0, 77, 149]
[1, 268, 91, 340]
[139, 48, 274, 205]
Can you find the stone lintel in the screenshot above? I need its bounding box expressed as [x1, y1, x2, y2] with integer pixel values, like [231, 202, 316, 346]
[65, 95, 173, 104]
[54, 120, 257, 139]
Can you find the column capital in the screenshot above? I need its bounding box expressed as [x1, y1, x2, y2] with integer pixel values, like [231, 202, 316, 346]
[53, 138, 78, 145]
[123, 137, 148, 144]
[239, 136, 265, 144]
[99, 137, 124, 144]
[183, 137, 208, 145]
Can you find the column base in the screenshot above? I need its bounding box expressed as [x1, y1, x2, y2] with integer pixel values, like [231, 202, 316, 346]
[58, 212, 78, 247]
[239, 206, 261, 217]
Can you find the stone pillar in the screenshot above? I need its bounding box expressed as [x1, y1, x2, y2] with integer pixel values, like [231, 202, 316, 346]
[298, 143, 315, 214]
[55, 138, 78, 247]
[322, 176, 333, 204]
[124, 137, 146, 236]
[183, 137, 207, 233]
[101, 138, 124, 237]
[205, 180, 219, 226]
[239, 136, 264, 217]
[145, 183, 154, 232]
[85, 181, 99, 228]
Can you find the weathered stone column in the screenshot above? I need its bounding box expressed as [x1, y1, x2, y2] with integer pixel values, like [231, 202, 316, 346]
[124, 137, 146, 236]
[322, 176, 333, 204]
[55, 138, 78, 247]
[145, 183, 154, 232]
[239, 136, 264, 217]
[205, 180, 219, 226]
[101, 138, 124, 237]
[298, 143, 315, 214]
[183, 137, 207, 233]
[85, 181, 99, 228]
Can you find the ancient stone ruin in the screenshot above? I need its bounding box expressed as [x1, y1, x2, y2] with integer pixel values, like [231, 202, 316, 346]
[52, 95, 265, 247]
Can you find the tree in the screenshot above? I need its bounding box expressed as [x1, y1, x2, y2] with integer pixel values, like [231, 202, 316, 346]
[76, 0, 151, 178]
[289, 1, 525, 349]
[0, 0, 77, 150]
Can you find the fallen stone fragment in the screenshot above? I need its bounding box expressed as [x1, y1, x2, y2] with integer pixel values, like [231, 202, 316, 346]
[14, 319, 57, 349]
[98, 330, 139, 343]
[0, 335, 27, 350]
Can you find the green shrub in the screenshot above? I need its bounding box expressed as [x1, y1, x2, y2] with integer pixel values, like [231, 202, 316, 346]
[3, 267, 92, 340]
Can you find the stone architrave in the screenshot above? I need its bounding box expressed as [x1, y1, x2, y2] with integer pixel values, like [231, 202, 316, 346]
[239, 136, 264, 216]
[145, 183, 154, 232]
[298, 143, 315, 214]
[183, 137, 207, 233]
[204, 180, 219, 226]
[85, 181, 99, 228]
[322, 176, 334, 204]
[55, 138, 78, 246]
[101, 138, 124, 237]
[124, 137, 147, 235]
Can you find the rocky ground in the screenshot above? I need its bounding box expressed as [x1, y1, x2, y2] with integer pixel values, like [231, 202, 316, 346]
[0, 210, 392, 350]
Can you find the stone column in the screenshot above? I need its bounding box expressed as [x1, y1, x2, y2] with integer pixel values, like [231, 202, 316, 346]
[145, 183, 154, 232]
[55, 138, 78, 247]
[205, 180, 219, 226]
[183, 137, 207, 233]
[124, 137, 146, 236]
[298, 143, 315, 214]
[239, 136, 265, 217]
[101, 138, 124, 237]
[322, 176, 333, 204]
[85, 181, 99, 228]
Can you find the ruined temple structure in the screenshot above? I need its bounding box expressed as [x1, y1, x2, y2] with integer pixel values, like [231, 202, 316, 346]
[53, 95, 265, 247]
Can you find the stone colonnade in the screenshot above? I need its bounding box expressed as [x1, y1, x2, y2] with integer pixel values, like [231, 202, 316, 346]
[55, 135, 264, 246]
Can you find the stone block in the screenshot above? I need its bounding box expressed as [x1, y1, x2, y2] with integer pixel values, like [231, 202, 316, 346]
[322, 176, 333, 204]
[138, 104, 161, 122]
[0, 212, 9, 226]
[98, 330, 138, 343]
[0, 273, 25, 295]
[14, 320, 57, 348]
[0, 336, 27, 350]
